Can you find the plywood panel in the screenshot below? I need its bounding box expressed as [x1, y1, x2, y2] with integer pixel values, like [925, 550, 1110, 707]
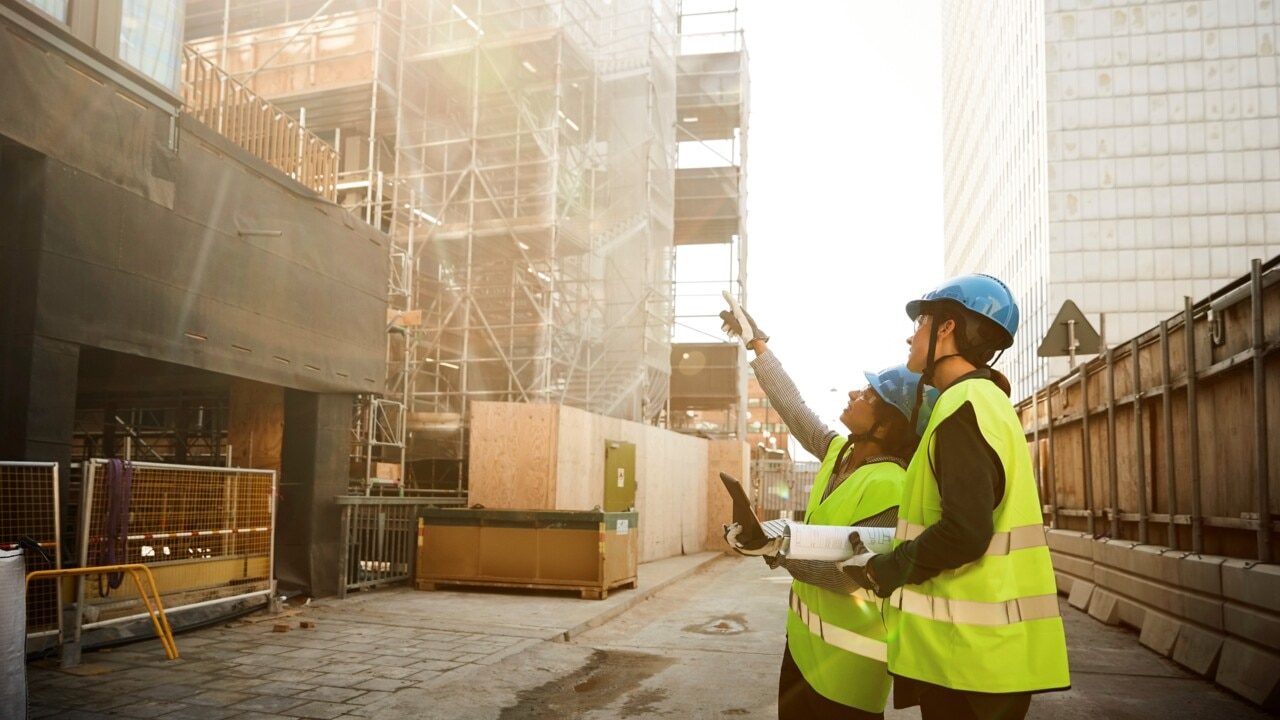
[228, 378, 283, 473]
[706, 440, 748, 553]
[468, 402, 558, 509]
[555, 404, 601, 511]
[471, 402, 714, 562]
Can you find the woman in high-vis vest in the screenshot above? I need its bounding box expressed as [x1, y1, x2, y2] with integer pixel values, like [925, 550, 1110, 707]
[845, 274, 1070, 720]
[717, 295, 937, 720]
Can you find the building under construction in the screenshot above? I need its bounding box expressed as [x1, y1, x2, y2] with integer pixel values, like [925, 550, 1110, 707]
[0, 0, 748, 660]
[183, 0, 750, 491]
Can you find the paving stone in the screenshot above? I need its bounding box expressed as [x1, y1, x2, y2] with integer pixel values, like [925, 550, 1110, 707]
[332, 642, 382, 654]
[308, 672, 370, 689]
[188, 689, 256, 707]
[363, 665, 420, 680]
[453, 653, 488, 663]
[261, 669, 323, 683]
[408, 659, 462, 673]
[242, 644, 295, 656]
[343, 690, 392, 707]
[279, 647, 332, 660]
[105, 699, 190, 718]
[134, 684, 204, 701]
[406, 668, 443, 683]
[157, 704, 239, 719]
[280, 700, 352, 719]
[229, 714, 294, 720]
[198, 675, 267, 692]
[293, 685, 366, 703]
[228, 694, 310, 714]
[359, 654, 409, 668]
[42, 711, 113, 720]
[251, 680, 316, 696]
[313, 661, 374, 676]
[412, 648, 462, 662]
[353, 677, 416, 692]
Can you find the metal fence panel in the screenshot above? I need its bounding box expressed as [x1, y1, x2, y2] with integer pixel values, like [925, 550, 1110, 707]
[74, 460, 276, 631]
[0, 462, 60, 639]
[336, 496, 466, 598]
[750, 459, 820, 521]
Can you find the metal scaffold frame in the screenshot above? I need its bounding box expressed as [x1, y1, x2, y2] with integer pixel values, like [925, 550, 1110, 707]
[183, 0, 692, 491]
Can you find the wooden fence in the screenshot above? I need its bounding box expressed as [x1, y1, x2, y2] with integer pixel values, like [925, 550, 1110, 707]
[1018, 257, 1280, 563]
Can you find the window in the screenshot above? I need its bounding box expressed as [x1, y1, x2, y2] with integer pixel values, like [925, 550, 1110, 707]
[25, 0, 67, 22]
[118, 0, 183, 91]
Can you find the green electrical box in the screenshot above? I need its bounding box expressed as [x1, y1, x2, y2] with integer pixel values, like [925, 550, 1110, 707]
[603, 440, 636, 512]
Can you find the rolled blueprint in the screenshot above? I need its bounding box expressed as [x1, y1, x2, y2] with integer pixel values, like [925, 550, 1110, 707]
[783, 523, 896, 562]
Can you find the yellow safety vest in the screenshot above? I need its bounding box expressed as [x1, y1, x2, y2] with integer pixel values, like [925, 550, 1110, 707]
[786, 436, 902, 712]
[887, 379, 1070, 694]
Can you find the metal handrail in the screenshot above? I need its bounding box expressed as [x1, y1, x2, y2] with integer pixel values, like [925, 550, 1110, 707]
[180, 45, 339, 201]
[26, 564, 179, 661]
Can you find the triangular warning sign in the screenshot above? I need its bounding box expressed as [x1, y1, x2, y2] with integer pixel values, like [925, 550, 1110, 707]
[1037, 300, 1101, 357]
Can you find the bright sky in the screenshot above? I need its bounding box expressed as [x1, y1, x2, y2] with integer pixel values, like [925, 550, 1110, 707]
[737, 1, 946, 460]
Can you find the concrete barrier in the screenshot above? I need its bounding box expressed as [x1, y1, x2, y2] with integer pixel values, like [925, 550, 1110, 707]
[1049, 529, 1280, 710]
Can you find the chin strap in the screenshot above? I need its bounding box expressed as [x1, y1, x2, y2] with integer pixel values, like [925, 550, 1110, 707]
[833, 424, 883, 476]
[911, 320, 944, 432]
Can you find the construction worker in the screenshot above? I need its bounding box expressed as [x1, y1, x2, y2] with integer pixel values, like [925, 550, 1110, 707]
[841, 274, 1071, 720]
[718, 294, 937, 720]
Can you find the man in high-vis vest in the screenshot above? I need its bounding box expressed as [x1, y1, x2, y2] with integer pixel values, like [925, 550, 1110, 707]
[841, 275, 1070, 720]
[718, 293, 938, 719]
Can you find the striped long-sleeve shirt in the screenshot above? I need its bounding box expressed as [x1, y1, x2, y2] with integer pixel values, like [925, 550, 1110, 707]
[751, 348, 901, 594]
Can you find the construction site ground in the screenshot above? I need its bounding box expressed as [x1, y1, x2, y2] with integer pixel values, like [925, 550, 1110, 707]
[27, 554, 1270, 719]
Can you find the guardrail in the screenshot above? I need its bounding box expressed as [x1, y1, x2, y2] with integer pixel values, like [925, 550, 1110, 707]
[750, 459, 819, 521]
[336, 494, 467, 598]
[180, 46, 338, 201]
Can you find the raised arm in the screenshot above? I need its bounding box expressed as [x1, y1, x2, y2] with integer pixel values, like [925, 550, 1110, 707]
[750, 346, 840, 460]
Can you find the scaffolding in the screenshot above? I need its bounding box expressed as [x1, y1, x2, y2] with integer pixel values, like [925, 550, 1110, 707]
[669, 0, 749, 437]
[183, 0, 744, 489]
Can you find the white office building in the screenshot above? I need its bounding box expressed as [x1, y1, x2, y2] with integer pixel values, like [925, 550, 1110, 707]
[941, 0, 1280, 400]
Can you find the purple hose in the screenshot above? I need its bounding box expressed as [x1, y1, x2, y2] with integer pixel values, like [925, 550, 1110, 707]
[97, 459, 132, 597]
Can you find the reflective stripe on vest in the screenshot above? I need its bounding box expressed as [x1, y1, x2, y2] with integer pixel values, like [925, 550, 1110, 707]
[895, 519, 1047, 555]
[790, 589, 886, 663]
[890, 588, 1061, 627]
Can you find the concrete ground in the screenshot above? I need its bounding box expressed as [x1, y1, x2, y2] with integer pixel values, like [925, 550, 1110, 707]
[25, 553, 1274, 719]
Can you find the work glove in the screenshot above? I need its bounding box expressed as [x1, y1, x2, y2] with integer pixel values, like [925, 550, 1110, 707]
[723, 522, 786, 557]
[719, 291, 770, 347]
[835, 531, 881, 593]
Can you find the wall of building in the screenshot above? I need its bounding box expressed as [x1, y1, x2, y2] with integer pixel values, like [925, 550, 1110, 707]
[941, 1, 1280, 402]
[940, 0, 1052, 400]
[1044, 1, 1280, 370]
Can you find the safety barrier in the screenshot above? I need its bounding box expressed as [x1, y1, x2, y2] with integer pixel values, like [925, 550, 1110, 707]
[77, 460, 276, 632]
[25, 565, 178, 661]
[0, 462, 60, 640]
[1018, 257, 1280, 561]
[1020, 257, 1280, 708]
[336, 495, 465, 598]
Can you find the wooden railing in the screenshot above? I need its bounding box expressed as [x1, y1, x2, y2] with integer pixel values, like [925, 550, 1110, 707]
[180, 46, 338, 201]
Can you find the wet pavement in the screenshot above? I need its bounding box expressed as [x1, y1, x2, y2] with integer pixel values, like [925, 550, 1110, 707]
[25, 552, 1276, 719]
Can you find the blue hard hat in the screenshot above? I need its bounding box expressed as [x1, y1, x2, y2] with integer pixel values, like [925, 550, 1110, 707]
[864, 365, 940, 437]
[905, 274, 1020, 349]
